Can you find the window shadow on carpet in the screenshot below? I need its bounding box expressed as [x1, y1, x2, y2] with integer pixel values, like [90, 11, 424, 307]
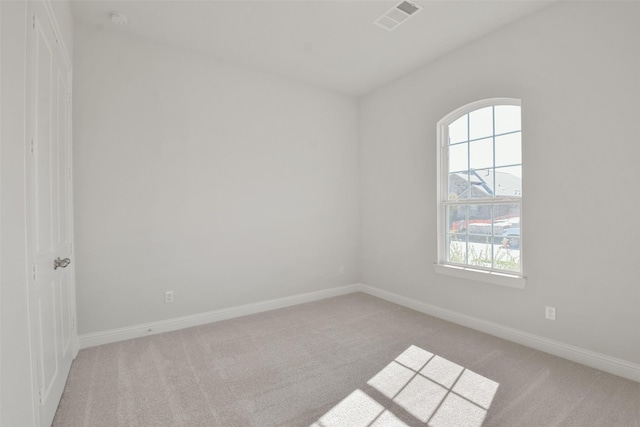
[312, 345, 499, 427]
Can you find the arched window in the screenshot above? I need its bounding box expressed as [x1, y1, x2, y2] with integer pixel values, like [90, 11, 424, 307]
[436, 99, 524, 287]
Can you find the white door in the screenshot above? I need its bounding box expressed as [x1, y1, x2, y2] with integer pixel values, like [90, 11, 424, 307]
[25, 4, 76, 426]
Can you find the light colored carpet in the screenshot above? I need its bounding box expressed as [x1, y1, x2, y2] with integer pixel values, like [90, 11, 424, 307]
[53, 293, 640, 426]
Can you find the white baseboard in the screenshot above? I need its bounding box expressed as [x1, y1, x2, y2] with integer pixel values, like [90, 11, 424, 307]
[79, 284, 360, 349]
[79, 282, 639, 383]
[358, 283, 640, 383]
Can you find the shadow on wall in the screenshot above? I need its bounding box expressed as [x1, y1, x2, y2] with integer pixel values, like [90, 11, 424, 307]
[313, 345, 499, 427]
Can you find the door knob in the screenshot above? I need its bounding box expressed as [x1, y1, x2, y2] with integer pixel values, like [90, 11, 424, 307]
[54, 257, 71, 270]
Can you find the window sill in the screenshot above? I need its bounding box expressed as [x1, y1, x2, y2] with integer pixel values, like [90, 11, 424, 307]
[434, 263, 526, 289]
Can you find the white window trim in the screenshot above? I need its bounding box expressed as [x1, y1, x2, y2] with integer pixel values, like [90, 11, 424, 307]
[435, 98, 526, 288]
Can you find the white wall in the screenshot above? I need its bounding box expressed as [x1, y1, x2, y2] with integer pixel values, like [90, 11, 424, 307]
[360, 1, 640, 364]
[1, 1, 74, 425]
[1, 3, 37, 425]
[73, 25, 359, 334]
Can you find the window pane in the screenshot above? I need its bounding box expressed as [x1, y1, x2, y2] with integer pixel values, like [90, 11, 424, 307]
[468, 168, 494, 199]
[447, 205, 467, 264]
[493, 203, 520, 271]
[448, 173, 469, 200]
[448, 143, 468, 172]
[495, 132, 521, 167]
[494, 105, 521, 135]
[468, 203, 492, 221]
[495, 166, 522, 197]
[448, 237, 467, 265]
[494, 203, 520, 229]
[494, 244, 520, 272]
[448, 115, 468, 144]
[468, 241, 492, 268]
[467, 204, 492, 234]
[467, 203, 493, 269]
[446, 205, 467, 234]
[469, 107, 493, 140]
[469, 137, 493, 170]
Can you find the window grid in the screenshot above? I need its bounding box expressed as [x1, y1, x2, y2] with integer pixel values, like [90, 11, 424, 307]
[438, 99, 522, 276]
[448, 129, 521, 146]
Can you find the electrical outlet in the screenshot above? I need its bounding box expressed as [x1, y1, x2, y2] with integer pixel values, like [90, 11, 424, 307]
[338, 266, 345, 276]
[545, 306, 556, 320]
[164, 291, 174, 304]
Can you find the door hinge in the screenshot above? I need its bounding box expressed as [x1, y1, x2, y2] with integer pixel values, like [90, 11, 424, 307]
[72, 317, 76, 329]
[32, 264, 37, 281]
[67, 93, 72, 105]
[67, 167, 72, 181]
[32, 14, 36, 30]
[30, 137, 35, 155]
[38, 387, 44, 404]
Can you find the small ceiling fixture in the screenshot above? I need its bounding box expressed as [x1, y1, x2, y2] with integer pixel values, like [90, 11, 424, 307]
[374, 1, 422, 31]
[109, 11, 128, 26]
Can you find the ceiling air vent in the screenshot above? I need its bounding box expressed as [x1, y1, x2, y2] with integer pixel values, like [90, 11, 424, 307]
[374, 1, 422, 31]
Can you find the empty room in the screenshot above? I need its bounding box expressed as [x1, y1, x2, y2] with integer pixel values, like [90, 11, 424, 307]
[1, 0, 639, 426]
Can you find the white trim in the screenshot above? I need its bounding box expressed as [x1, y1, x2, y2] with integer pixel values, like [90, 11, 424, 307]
[78, 283, 640, 382]
[0, 4, 3, 422]
[358, 284, 640, 383]
[434, 263, 525, 289]
[43, 1, 71, 71]
[79, 284, 360, 349]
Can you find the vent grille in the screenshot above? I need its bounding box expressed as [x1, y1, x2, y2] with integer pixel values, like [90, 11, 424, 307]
[397, 1, 420, 15]
[374, 1, 422, 31]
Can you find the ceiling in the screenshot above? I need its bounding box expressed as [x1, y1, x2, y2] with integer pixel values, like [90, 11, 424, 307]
[70, 0, 554, 96]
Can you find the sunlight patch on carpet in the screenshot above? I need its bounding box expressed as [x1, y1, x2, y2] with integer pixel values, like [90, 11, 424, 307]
[312, 345, 499, 427]
[312, 389, 406, 427]
[367, 362, 415, 399]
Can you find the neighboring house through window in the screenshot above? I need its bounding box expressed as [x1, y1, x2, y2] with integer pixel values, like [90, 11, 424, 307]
[436, 98, 525, 288]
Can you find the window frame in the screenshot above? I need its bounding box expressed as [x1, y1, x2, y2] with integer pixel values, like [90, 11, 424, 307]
[435, 98, 525, 288]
